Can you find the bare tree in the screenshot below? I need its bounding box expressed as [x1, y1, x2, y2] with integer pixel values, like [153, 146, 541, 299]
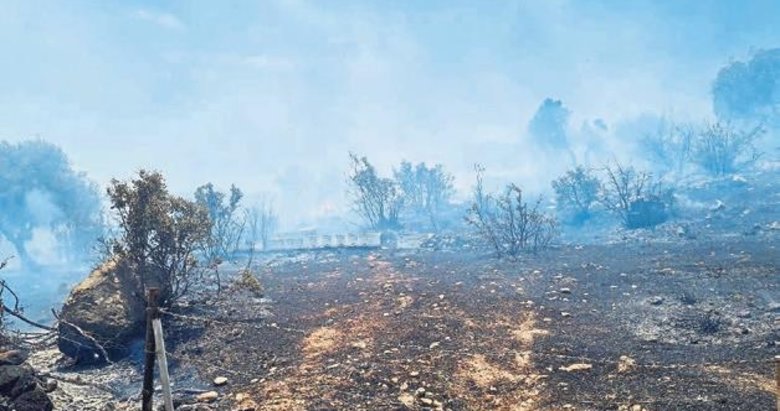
[394, 161, 455, 230]
[600, 162, 671, 229]
[245, 198, 278, 252]
[194, 183, 246, 264]
[693, 122, 763, 176]
[347, 153, 403, 230]
[552, 166, 601, 225]
[466, 167, 558, 256]
[640, 119, 695, 177]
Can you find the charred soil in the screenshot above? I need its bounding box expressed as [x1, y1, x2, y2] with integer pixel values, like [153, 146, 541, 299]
[161, 234, 779, 410]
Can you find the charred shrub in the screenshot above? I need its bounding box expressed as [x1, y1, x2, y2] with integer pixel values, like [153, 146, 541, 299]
[466, 166, 558, 256]
[627, 198, 668, 229]
[106, 170, 211, 307]
[551, 166, 600, 225]
[693, 122, 763, 176]
[600, 162, 673, 229]
[639, 119, 695, 177]
[698, 311, 723, 335]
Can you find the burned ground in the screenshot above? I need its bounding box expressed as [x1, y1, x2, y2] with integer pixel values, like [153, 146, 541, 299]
[153, 232, 780, 411]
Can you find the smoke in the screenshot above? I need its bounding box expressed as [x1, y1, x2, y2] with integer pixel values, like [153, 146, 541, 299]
[1, 1, 779, 231]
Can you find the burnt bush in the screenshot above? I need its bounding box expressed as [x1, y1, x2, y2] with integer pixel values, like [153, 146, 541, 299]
[692, 122, 764, 176]
[639, 119, 695, 177]
[551, 166, 600, 225]
[698, 311, 724, 335]
[600, 162, 673, 229]
[106, 170, 211, 307]
[466, 166, 558, 256]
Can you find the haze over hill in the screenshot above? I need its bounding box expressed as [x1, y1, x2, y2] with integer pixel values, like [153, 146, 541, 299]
[2, 0, 780, 228]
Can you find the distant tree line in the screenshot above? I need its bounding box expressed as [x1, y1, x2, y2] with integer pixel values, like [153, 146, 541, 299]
[347, 153, 455, 231]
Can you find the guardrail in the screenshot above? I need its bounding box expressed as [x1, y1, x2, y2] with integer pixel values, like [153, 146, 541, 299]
[265, 232, 383, 251]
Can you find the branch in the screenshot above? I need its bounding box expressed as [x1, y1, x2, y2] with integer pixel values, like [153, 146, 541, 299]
[2, 305, 55, 331]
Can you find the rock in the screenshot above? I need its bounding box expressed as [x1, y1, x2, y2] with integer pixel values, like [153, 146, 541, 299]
[409, 371, 420, 378]
[0, 350, 28, 366]
[43, 379, 57, 393]
[213, 376, 228, 386]
[420, 397, 434, 406]
[12, 389, 54, 411]
[559, 287, 572, 294]
[768, 302, 780, 313]
[736, 310, 752, 319]
[559, 363, 592, 372]
[178, 405, 213, 411]
[398, 393, 415, 407]
[197, 391, 219, 403]
[617, 355, 636, 373]
[0, 365, 26, 391]
[57, 258, 147, 364]
[233, 393, 258, 411]
[0, 365, 53, 411]
[648, 296, 665, 306]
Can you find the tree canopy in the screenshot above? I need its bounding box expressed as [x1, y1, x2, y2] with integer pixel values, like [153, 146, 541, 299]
[0, 140, 104, 267]
[713, 48, 780, 125]
[528, 98, 571, 149]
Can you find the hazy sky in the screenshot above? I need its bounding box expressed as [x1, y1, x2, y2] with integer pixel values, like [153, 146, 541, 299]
[1, 0, 779, 226]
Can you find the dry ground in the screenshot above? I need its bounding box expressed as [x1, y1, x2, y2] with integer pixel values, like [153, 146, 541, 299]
[162, 233, 779, 411]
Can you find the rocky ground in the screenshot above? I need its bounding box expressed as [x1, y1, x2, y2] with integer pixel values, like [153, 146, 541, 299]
[33, 229, 779, 410]
[22, 168, 780, 410]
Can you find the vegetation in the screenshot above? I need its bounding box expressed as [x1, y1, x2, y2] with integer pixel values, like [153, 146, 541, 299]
[194, 183, 246, 264]
[551, 166, 601, 225]
[347, 153, 403, 230]
[528, 98, 570, 149]
[640, 119, 695, 177]
[466, 166, 558, 256]
[600, 162, 672, 229]
[692, 122, 764, 176]
[106, 170, 211, 307]
[712, 48, 780, 126]
[245, 199, 278, 252]
[0, 140, 104, 267]
[394, 161, 455, 231]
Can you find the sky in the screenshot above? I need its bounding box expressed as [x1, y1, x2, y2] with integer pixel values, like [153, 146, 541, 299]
[1, 0, 779, 228]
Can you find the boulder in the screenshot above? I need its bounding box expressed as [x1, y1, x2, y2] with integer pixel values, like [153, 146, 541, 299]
[0, 350, 28, 366]
[57, 258, 146, 364]
[0, 364, 53, 411]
